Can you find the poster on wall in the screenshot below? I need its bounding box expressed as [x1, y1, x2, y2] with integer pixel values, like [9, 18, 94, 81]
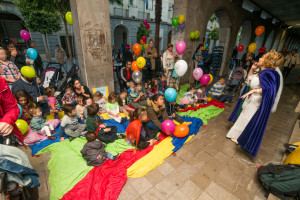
[93, 86, 109, 99]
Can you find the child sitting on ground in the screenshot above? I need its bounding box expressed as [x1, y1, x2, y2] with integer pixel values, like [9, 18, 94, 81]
[60, 104, 86, 141]
[14, 90, 36, 124]
[158, 75, 167, 94]
[180, 85, 198, 107]
[80, 132, 117, 166]
[209, 76, 233, 104]
[118, 89, 134, 115]
[62, 87, 77, 105]
[44, 86, 61, 119]
[106, 92, 127, 124]
[93, 91, 107, 114]
[197, 85, 208, 105]
[127, 82, 135, 94]
[82, 97, 93, 120]
[76, 96, 85, 119]
[169, 77, 179, 91]
[29, 107, 57, 140]
[125, 108, 158, 149]
[165, 101, 192, 126]
[129, 83, 147, 109]
[86, 103, 121, 143]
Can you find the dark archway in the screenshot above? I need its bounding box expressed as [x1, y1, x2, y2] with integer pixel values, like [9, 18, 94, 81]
[113, 24, 130, 51]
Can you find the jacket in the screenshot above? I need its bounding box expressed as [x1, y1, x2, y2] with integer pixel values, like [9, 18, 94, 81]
[162, 51, 175, 70]
[0, 78, 23, 142]
[80, 140, 107, 166]
[86, 115, 105, 135]
[145, 46, 158, 70]
[9, 54, 26, 70]
[158, 80, 167, 93]
[284, 53, 300, 68]
[30, 117, 47, 131]
[122, 50, 133, 67]
[11, 77, 42, 103]
[120, 67, 132, 83]
[146, 98, 169, 130]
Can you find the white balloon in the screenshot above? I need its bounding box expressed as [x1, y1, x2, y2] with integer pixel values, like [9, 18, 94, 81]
[132, 71, 142, 83]
[174, 60, 188, 77]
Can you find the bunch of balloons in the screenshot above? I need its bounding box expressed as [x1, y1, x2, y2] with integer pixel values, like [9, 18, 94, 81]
[65, 11, 73, 25]
[172, 14, 185, 29]
[20, 30, 31, 41]
[174, 60, 188, 77]
[190, 30, 200, 40]
[140, 36, 147, 51]
[175, 41, 186, 55]
[143, 19, 150, 30]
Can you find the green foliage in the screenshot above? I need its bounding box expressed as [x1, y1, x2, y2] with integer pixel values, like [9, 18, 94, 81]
[209, 13, 218, 22]
[136, 22, 152, 42]
[210, 27, 219, 40]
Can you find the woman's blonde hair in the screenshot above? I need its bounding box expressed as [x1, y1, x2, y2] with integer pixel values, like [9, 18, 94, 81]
[261, 50, 284, 69]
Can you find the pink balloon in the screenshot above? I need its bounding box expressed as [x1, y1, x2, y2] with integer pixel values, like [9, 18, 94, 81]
[176, 41, 186, 55]
[200, 74, 211, 85]
[193, 68, 203, 81]
[20, 30, 31, 41]
[143, 19, 148, 25]
[161, 120, 176, 135]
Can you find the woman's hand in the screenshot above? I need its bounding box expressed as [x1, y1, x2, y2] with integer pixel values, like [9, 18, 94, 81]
[10, 49, 17, 57]
[80, 86, 85, 94]
[0, 122, 13, 136]
[241, 90, 254, 99]
[100, 124, 106, 128]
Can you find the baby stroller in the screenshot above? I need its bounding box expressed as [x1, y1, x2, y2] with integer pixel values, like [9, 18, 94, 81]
[224, 67, 247, 94]
[41, 62, 65, 89]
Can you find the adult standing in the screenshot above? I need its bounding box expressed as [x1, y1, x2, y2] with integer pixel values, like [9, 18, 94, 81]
[72, 79, 93, 100]
[122, 45, 133, 67]
[226, 50, 283, 157]
[6, 42, 26, 70]
[192, 44, 207, 70]
[241, 50, 254, 71]
[282, 49, 299, 80]
[280, 46, 289, 58]
[29, 41, 44, 77]
[145, 39, 158, 71]
[162, 44, 176, 85]
[120, 60, 132, 90]
[55, 45, 68, 73]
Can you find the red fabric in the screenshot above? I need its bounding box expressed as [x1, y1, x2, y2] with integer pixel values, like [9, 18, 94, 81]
[179, 99, 225, 112]
[0, 77, 23, 142]
[125, 119, 141, 149]
[61, 134, 166, 200]
[127, 70, 130, 81]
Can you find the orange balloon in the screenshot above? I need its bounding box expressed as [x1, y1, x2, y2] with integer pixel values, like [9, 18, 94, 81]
[131, 61, 140, 71]
[140, 39, 145, 45]
[133, 43, 142, 55]
[173, 124, 189, 138]
[255, 26, 265, 36]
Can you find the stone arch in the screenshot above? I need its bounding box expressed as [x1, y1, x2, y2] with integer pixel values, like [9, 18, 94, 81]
[112, 24, 130, 51]
[237, 20, 252, 59]
[265, 30, 275, 51]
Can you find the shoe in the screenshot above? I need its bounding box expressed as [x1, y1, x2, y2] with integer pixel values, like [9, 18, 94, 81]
[118, 133, 125, 139]
[48, 136, 57, 140]
[112, 154, 119, 161]
[230, 138, 238, 144]
[120, 117, 127, 124]
[51, 130, 56, 134]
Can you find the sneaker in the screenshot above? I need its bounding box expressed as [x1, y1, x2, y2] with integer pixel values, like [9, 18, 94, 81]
[120, 117, 127, 124]
[48, 136, 57, 140]
[118, 133, 125, 139]
[230, 138, 238, 144]
[112, 154, 119, 161]
[50, 130, 56, 134]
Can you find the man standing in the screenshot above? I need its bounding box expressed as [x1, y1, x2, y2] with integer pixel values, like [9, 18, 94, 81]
[120, 60, 132, 90]
[55, 45, 68, 73]
[282, 49, 299, 79]
[29, 41, 44, 77]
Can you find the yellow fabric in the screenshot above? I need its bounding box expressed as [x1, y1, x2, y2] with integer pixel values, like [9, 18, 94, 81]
[46, 111, 65, 120]
[184, 135, 194, 144]
[100, 113, 128, 120]
[284, 143, 300, 165]
[127, 137, 174, 178]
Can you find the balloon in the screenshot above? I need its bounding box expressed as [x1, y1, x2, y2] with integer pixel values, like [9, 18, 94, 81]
[193, 68, 203, 81]
[172, 17, 179, 27]
[132, 71, 142, 83]
[248, 43, 257, 53]
[161, 120, 176, 135]
[190, 32, 196, 40]
[21, 66, 36, 78]
[133, 43, 142, 55]
[178, 14, 185, 25]
[237, 45, 244, 52]
[131, 61, 140, 71]
[200, 74, 211, 85]
[143, 19, 148, 25]
[179, 21, 185, 29]
[141, 44, 144, 51]
[144, 44, 148, 48]
[65, 11, 73, 25]
[137, 57, 146, 68]
[140, 39, 145, 45]
[20, 30, 30, 41]
[26, 48, 38, 60]
[15, 119, 28, 135]
[17, 104, 22, 119]
[208, 74, 213, 84]
[206, 44, 208, 48]
[194, 30, 200, 39]
[173, 124, 189, 138]
[203, 44, 206, 51]
[142, 36, 147, 42]
[175, 41, 186, 55]
[146, 24, 150, 29]
[255, 26, 265, 37]
[165, 88, 177, 102]
[174, 60, 188, 77]
[208, 36, 212, 39]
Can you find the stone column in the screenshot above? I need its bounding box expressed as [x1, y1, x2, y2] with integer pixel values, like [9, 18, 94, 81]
[70, 0, 114, 91]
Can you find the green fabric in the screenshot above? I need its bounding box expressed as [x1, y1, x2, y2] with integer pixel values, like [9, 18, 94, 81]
[176, 83, 191, 104]
[105, 139, 133, 156]
[237, 85, 250, 118]
[105, 102, 118, 110]
[177, 105, 224, 125]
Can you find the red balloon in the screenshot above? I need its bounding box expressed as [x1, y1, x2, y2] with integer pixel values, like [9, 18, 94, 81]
[237, 45, 244, 52]
[140, 39, 145, 45]
[146, 24, 150, 30]
[142, 36, 147, 42]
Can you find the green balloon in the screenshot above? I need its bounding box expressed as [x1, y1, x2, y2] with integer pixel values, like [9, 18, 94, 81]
[194, 30, 200, 39]
[172, 17, 179, 27]
[141, 44, 144, 51]
[190, 32, 196, 39]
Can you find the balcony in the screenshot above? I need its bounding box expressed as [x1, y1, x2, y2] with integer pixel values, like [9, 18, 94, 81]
[112, 8, 129, 18]
[138, 11, 150, 20]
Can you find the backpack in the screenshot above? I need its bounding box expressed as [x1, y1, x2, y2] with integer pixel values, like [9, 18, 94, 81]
[257, 163, 300, 200]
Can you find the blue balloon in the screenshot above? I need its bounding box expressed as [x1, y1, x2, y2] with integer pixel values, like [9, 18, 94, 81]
[17, 104, 22, 119]
[27, 48, 38, 60]
[206, 44, 208, 48]
[165, 88, 177, 102]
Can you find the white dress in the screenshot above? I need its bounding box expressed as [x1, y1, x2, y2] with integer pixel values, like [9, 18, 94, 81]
[226, 75, 262, 139]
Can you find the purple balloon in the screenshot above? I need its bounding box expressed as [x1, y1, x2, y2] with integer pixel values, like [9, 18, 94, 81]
[179, 21, 185, 29]
[143, 19, 148, 25]
[176, 41, 186, 55]
[161, 120, 176, 135]
[193, 68, 203, 81]
[20, 30, 31, 41]
[200, 74, 211, 85]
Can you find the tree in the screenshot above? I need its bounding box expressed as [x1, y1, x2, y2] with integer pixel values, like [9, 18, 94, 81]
[136, 22, 152, 42]
[154, 0, 162, 52]
[210, 27, 220, 41]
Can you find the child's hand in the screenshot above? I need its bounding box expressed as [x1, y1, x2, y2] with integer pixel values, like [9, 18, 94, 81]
[104, 128, 111, 132]
[60, 137, 65, 142]
[172, 113, 176, 118]
[116, 113, 120, 117]
[46, 122, 50, 125]
[204, 97, 208, 101]
[149, 139, 154, 146]
[100, 124, 106, 128]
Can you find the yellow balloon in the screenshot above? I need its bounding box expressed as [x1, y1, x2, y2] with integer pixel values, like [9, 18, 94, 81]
[144, 44, 148, 48]
[15, 119, 28, 135]
[178, 14, 185, 25]
[21, 66, 36, 78]
[65, 11, 73, 25]
[208, 74, 213, 84]
[248, 43, 257, 53]
[137, 57, 146, 68]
